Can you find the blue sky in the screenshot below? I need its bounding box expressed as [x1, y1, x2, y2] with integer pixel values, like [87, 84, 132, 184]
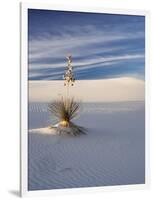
[28, 9, 145, 80]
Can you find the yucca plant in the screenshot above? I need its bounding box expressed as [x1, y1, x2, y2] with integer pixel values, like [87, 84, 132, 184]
[48, 97, 86, 136]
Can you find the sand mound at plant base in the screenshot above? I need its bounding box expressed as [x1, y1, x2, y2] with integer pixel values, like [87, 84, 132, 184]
[29, 127, 57, 135]
[29, 125, 86, 136]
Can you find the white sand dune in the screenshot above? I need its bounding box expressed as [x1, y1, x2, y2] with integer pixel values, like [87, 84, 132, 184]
[29, 78, 145, 102]
[28, 101, 145, 190]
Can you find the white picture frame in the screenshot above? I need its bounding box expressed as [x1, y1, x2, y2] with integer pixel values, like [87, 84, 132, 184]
[20, 1, 150, 197]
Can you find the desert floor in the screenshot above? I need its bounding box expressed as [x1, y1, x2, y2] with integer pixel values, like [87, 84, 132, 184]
[28, 101, 145, 190]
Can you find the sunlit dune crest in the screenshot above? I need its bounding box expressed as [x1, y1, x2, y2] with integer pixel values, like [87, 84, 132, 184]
[29, 77, 145, 102]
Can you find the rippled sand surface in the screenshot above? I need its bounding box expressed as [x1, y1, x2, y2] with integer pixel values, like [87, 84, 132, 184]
[28, 101, 145, 190]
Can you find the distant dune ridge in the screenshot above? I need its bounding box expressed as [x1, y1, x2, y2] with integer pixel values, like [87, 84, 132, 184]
[29, 77, 145, 102]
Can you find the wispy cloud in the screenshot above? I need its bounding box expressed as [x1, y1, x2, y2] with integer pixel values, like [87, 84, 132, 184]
[28, 10, 145, 80]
